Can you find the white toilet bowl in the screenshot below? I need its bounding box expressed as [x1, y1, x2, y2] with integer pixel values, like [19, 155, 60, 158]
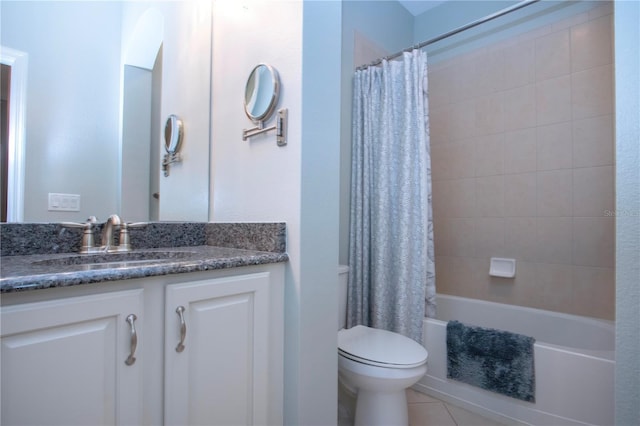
[338, 325, 428, 426]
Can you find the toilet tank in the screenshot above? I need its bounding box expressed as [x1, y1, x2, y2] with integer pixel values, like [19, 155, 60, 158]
[338, 265, 349, 330]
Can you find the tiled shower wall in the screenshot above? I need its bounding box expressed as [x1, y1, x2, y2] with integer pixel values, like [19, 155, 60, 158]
[429, 3, 614, 319]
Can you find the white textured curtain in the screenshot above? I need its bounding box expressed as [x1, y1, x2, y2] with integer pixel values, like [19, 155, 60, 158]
[348, 50, 435, 343]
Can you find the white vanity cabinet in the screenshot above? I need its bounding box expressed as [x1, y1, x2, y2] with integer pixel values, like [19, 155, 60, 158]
[0, 264, 284, 426]
[0, 289, 145, 426]
[164, 272, 272, 425]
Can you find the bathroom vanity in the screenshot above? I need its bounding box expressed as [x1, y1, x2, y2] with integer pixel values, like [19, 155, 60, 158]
[0, 222, 287, 426]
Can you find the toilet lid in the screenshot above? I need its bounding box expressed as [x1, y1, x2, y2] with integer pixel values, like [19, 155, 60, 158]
[338, 325, 428, 368]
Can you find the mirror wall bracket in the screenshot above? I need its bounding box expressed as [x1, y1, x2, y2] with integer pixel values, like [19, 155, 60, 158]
[162, 153, 181, 177]
[162, 114, 184, 176]
[242, 108, 288, 146]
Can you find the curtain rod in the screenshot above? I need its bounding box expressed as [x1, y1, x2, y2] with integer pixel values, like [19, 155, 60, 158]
[357, 0, 541, 71]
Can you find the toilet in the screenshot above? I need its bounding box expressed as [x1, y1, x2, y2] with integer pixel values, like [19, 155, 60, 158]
[337, 265, 428, 426]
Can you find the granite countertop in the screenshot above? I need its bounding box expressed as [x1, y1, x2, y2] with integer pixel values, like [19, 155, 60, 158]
[0, 222, 288, 294]
[0, 245, 289, 293]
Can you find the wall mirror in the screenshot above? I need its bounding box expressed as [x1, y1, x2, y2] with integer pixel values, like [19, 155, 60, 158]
[162, 114, 183, 177]
[0, 1, 211, 223]
[244, 63, 280, 124]
[242, 63, 287, 147]
[164, 114, 184, 154]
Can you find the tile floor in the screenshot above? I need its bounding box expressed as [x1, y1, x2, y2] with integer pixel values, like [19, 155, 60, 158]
[406, 388, 507, 426]
[339, 385, 509, 426]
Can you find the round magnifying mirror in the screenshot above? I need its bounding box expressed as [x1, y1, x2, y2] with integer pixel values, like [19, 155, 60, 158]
[244, 64, 280, 123]
[164, 114, 184, 154]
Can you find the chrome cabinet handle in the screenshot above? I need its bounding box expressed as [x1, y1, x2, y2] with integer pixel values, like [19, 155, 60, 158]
[125, 314, 138, 366]
[175, 306, 186, 353]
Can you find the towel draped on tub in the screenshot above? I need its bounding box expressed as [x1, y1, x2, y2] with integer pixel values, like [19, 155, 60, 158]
[446, 320, 536, 402]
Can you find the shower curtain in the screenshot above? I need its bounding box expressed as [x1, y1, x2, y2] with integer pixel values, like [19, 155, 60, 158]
[347, 50, 435, 343]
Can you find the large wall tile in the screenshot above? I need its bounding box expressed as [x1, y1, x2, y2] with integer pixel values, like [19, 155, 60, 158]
[475, 134, 505, 177]
[449, 57, 481, 103]
[433, 215, 448, 257]
[573, 114, 614, 167]
[449, 100, 478, 142]
[536, 75, 572, 125]
[571, 266, 615, 319]
[504, 172, 537, 217]
[431, 180, 449, 221]
[447, 218, 476, 258]
[474, 48, 505, 96]
[535, 29, 571, 80]
[448, 178, 476, 218]
[436, 256, 483, 299]
[536, 217, 573, 264]
[534, 263, 574, 312]
[502, 39, 535, 90]
[573, 166, 614, 217]
[431, 140, 476, 180]
[489, 261, 537, 306]
[504, 128, 537, 174]
[475, 92, 505, 136]
[571, 15, 613, 73]
[428, 65, 454, 108]
[429, 106, 451, 145]
[475, 176, 504, 217]
[537, 169, 573, 217]
[474, 217, 505, 259]
[571, 64, 613, 119]
[572, 217, 614, 267]
[503, 84, 536, 131]
[505, 217, 538, 261]
[537, 122, 573, 171]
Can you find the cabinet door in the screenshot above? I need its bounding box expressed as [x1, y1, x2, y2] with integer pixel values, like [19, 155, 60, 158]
[164, 272, 270, 426]
[1, 289, 144, 426]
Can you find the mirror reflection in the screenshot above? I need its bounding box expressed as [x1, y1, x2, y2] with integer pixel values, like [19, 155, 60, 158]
[244, 64, 279, 123]
[0, 1, 211, 223]
[164, 115, 184, 155]
[162, 114, 183, 177]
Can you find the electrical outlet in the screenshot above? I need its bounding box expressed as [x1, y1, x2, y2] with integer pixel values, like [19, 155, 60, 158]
[48, 193, 81, 212]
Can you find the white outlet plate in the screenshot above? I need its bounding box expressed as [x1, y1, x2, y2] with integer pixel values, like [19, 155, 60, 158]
[48, 193, 81, 212]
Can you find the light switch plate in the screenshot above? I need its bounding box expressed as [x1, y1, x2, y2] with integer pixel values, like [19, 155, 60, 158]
[48, 193, 81, 212]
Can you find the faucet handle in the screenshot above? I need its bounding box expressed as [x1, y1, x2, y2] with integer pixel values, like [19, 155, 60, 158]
[126, 222, 148, 228]
[60, 216, 96, 228]
[118, 222, 148, 252]
[60, 217, 99, 253]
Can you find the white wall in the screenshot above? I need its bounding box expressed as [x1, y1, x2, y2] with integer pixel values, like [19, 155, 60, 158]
[211, 0, 303, 422]
[209, 1, 304, 424]
[211, 1, 301, 224]
[211, 1, 341, 423]
[613, 1, 640, 423]
[300, 3, 342, 422]
[0, 1, 211, 223]
[120, 1, 212, 222]
[339, 0, 414, 264]
[1, 1, 121, 222]
[156, 1, 211, 221]
[121, 66, 152, 222]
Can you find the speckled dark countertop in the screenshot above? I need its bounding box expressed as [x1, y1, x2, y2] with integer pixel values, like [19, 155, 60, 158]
[0, 222, 288, 293]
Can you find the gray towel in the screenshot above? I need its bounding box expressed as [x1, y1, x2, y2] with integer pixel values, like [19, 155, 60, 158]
[447, 320, 535, 402]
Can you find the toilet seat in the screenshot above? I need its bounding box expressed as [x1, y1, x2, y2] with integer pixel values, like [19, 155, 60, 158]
[338, 325, 428, 369]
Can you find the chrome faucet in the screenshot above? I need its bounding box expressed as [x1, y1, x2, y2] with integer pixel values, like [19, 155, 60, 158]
[61, 216, 100, 254]
[101, 214, 121, 252]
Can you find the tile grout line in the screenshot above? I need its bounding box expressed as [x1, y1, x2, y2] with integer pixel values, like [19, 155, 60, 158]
[443, 402, 461, 426]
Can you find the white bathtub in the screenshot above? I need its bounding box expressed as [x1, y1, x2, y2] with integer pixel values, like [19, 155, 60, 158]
[416, 295, 615, 426]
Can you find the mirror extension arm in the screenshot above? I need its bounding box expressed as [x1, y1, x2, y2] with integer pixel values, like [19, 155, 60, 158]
[242, 108, 288, 147]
